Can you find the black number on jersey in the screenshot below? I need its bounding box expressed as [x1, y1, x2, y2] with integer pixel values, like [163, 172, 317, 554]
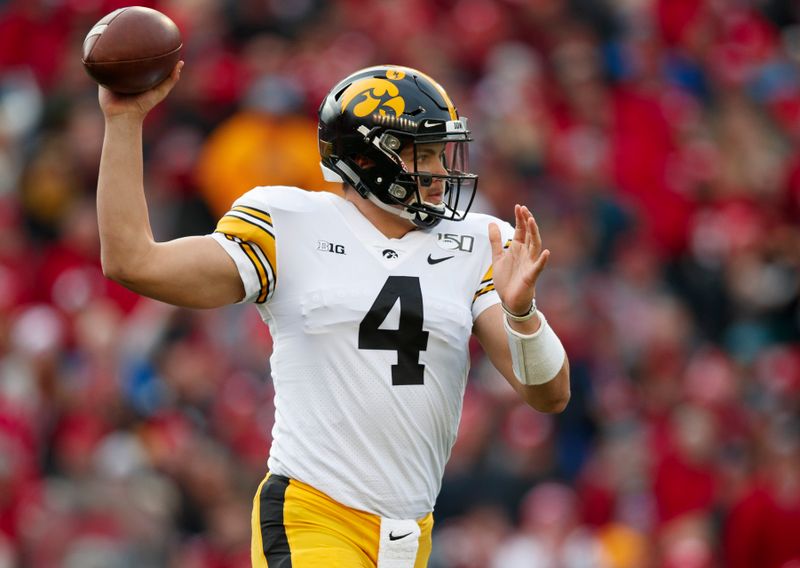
[358, 276, 429, 385]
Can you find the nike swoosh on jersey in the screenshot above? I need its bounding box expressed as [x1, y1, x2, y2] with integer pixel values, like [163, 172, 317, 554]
[389, 531, 413, 541]
[427, 254, 454, 265]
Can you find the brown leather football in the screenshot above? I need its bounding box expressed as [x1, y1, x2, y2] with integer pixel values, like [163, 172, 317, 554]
[82, 6, 182, 95]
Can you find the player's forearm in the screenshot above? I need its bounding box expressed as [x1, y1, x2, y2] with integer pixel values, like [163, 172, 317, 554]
[474, 305, 570, 413]
[97, 115, 155, 280]
[508, 312, 541, 335]
[517, 356, 570, 413]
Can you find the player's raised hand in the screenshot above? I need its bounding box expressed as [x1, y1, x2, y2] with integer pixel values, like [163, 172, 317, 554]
[488, 204, 550, 316]
[99, 61, 183, 120]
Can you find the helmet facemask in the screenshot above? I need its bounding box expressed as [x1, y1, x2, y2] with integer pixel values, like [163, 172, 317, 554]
[392, 133, 478, 228]
[330, 121, 478, 229]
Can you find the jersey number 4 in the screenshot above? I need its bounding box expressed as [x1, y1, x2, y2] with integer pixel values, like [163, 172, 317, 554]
[358, 276, 429, 385]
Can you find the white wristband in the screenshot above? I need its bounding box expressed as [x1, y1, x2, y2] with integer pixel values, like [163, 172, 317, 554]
[504, 310, 566, 386]
[501, 299, 537, 322]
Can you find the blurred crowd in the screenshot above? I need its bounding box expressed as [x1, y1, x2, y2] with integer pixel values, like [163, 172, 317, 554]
[1, 0, 799, 566]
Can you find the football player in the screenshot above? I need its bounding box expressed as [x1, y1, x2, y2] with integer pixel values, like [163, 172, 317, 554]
[96, 62, 570, 568]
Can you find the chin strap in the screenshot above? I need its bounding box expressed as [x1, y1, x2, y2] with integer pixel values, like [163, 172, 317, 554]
[320, 162, 344, 182]
[330, 157, 448, 227]
[367, 192, 453, 229]
[366, 192, 416, 221]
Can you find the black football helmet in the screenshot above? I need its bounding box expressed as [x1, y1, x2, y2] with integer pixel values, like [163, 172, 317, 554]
[318, 65, 478, 228]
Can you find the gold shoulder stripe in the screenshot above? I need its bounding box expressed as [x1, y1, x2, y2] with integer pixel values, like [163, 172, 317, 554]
[479, 265, 493, 285]
[216, 215, 277, 272]
[240, 242, 269, 303]
[473, 284, 496, 302]
[250, 242, 276, 302]
[504, 239, 512, 249]
[215, 227, 276, 303]
[233, 205, 273, 226]
[226, 210, 274, 236]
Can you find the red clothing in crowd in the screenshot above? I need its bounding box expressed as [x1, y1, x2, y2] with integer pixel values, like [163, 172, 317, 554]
[654, 452, 717, 524]
[724, 484, 800, 568]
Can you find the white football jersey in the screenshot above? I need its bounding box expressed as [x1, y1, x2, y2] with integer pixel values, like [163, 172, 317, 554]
[211, 187, 513, 519]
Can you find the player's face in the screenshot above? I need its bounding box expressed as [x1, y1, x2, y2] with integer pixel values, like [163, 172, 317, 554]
[400, 142, 448, 205]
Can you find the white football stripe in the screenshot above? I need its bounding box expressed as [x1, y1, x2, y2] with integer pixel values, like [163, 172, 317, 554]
[227, 210, 275, 236]
[86, 23, 108, 38]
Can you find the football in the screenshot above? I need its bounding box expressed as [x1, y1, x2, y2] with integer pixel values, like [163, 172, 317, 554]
[82, 6, 182, 95]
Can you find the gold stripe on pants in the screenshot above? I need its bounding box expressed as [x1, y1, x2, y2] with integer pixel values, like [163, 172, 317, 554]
[251, 473, 433, 568]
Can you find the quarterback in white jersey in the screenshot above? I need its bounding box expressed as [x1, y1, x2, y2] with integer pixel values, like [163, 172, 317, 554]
[95, 63, 570, 568]
[213, 186, 513, 519]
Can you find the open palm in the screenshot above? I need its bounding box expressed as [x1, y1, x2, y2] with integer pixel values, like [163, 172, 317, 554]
[488, 204, 550, 316]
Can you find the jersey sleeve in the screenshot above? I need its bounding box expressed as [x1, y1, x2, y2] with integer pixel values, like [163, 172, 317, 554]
[471, 220, 514, 320]
[210, 190, 277, 304]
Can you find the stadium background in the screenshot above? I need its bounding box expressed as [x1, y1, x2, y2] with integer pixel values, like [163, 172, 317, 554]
[1, 0, 799, 566]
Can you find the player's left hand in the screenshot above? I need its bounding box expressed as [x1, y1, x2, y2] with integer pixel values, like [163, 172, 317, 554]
[488, 204, 550, 316]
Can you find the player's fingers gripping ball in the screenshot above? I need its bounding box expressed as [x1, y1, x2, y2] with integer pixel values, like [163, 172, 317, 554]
[82, 6, 182, 95]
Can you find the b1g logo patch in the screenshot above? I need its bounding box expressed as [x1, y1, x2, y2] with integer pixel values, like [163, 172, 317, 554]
[317, 240, 346, 254]
[437, 233, 474, 253]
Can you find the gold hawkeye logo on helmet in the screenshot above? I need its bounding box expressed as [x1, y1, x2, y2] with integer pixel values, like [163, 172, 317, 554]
[340, 78, 406, 118]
